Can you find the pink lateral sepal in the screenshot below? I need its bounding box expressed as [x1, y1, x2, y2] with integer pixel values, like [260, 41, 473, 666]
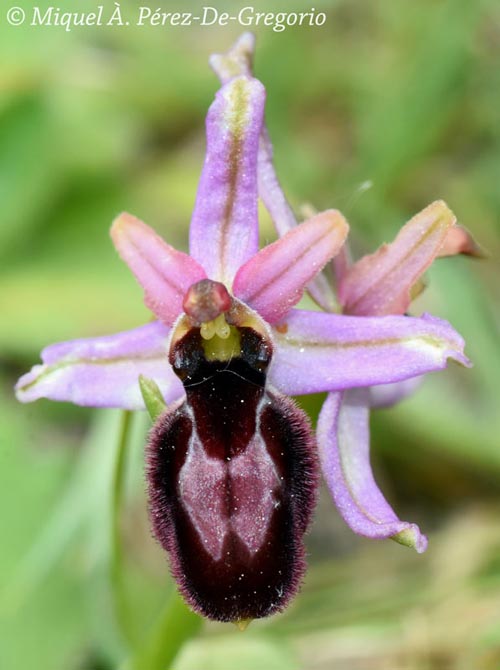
[317, 391, 428, 553]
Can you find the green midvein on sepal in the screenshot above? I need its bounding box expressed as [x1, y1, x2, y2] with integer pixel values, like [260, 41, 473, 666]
[139, 375, 167, 421]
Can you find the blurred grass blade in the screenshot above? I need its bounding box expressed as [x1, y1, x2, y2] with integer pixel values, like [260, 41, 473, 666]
[0, 411, 120, 615]
[110, 411, 136, 647]
[360, 0, 481, 196]
[173, 635, 300, 670]
[124, 591, 203, 670]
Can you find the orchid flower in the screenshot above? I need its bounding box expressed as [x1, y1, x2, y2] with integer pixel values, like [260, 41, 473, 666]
[211, 34, 477, 556]
[16, 51, 470, 624]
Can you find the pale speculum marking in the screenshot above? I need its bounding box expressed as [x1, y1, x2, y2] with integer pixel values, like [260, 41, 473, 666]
[178, 399, 282, 561]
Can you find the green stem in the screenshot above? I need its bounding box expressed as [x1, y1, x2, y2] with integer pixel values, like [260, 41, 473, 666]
[125, 591, 203, 670]
[110, 410, 135, 646]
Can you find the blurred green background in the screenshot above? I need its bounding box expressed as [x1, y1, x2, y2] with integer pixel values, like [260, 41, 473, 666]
[1, 0, 499, 668]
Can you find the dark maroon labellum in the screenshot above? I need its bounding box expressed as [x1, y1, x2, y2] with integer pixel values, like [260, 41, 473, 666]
[147, 325, 318, 622]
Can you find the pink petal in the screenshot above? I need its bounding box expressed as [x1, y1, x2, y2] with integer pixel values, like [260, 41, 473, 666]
[232, 210, 348, 323]
[306, 242, 353, 313]
[339, 200, 456, 316]
[333, 242, 352, 284]
[438, 224, 486, 258]
[269, 310, 470, 396]
[317, 391, 427, 552]
[15, 322, 184, 410]
[111, 213, 207, 326]
[189, 76, 265, 284]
